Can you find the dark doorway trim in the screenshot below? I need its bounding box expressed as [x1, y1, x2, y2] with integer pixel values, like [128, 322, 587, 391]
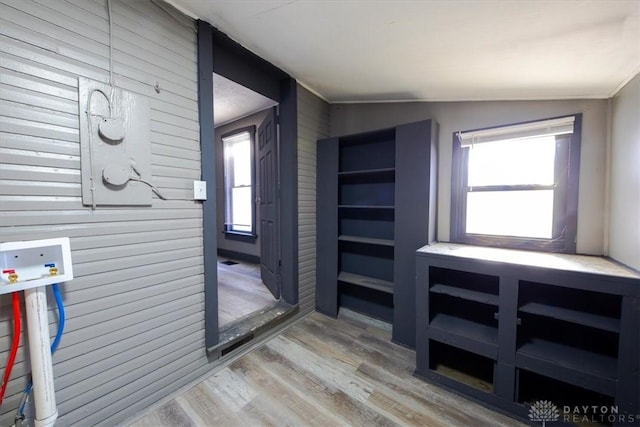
[210, 27, 288, 101]
[197, 20, 217, 346]
[197, 20, 298, 349]
[279, 77, 298, 305]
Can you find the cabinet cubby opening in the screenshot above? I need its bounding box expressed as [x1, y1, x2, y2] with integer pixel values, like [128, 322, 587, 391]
[339, 282, 394, 322]
[518, 282, 622, 332]
[518, 314, 619, 360]
[339, 176, 395, 206]
[339, 208, 394, 241]
[517, 370, 616, 426]
[429, 267, 499, 305]
[339, 241, 394, 284]
[430, 294, 499, 332]
[516, 314, 619, 384]
[429, 341, 495, 393]
[339, 132, 395, 172]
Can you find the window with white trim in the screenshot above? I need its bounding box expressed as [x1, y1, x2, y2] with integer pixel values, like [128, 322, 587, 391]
[222, 127, 255, 236]
[451, 115, 582, 253]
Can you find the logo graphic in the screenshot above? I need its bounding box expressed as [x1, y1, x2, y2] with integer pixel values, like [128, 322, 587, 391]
[529, 400, 560, 426]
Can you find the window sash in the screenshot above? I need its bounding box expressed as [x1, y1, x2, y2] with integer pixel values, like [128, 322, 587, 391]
[460, 138, 567, 240]
[450, 116, 580, 253]
[223, 129, 255, 234]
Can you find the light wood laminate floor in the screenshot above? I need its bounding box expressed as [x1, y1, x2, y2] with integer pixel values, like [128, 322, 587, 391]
[218, 259, 276, 328]
[129, 310, 524, 427]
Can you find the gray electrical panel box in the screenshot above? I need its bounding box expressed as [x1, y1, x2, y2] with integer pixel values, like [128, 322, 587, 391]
[79, 77, 152, 207]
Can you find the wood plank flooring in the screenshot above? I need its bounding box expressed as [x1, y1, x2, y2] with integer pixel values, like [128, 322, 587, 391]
[129, 310, 524, 427]
[218, 259, 276, 328]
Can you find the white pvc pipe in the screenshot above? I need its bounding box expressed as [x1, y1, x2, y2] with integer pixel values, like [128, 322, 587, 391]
[24, 286, 58, 427]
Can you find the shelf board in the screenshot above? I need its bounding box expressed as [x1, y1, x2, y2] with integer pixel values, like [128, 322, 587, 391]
[338, 271, 393, 294]
[430, 283, 499, 306]
[428, 313, 498, 359]
[338, 205, 394, 210]
[338, 235, 395, 247]
[430, 313, 498, 345]
[338, 167, 395, 176]
[516, 339, 617, 395]
[519, 302, 620, 333]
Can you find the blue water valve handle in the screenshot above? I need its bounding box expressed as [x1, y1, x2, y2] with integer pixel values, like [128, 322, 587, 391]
[45, 263, 58, 276]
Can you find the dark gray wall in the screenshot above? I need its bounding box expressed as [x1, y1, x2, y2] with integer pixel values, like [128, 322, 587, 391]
[215, 109, 270, 258]
[330, 99, 608, 255]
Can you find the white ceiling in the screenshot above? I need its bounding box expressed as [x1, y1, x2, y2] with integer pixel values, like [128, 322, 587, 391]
[171, 0, 640, 102]
[213, 73, 277, 126]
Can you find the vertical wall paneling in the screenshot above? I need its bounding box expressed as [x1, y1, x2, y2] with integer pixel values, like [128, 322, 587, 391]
[0, 1, 214, 425]
[297, 85, 329, 313]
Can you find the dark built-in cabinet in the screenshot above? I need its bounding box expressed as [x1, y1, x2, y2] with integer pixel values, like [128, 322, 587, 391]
[416, 243, 640, 426]
[316, 119, 437, 348]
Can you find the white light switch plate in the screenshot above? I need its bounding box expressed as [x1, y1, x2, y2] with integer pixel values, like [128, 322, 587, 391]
[193, 180, 207, 200]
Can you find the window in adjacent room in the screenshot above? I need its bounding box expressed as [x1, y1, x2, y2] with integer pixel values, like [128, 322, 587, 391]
[451, 115, 582, 253]
[222, 127, 255, 237]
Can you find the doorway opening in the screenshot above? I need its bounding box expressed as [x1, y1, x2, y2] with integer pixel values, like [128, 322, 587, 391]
[198, 21, 299, 353]
[213, 73, 280, 328]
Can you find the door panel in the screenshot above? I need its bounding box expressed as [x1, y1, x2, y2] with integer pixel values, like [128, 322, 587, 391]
[258, 107, 279, 298]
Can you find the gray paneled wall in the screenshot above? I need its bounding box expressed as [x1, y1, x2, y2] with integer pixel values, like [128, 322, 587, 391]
[297, 85, 329, 313]
[0, 1, 214, 425]
[0, 2, 331, 425]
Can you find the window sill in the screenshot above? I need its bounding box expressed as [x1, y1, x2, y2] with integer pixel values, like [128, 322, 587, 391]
[223, 231, 257, 244]
[455, 234, 569, 254]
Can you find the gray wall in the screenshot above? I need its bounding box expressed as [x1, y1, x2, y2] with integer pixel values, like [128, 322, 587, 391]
[609, 74, 640, 270]
[0, 1, 207, 425]
[297, 85, 330, 312]
[215, 109, 270, 258]
[0, 3, 331, 425]
[331, 99, 608, 255]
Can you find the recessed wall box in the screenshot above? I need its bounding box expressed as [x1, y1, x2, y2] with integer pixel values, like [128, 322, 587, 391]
[0, 237, 73, 294]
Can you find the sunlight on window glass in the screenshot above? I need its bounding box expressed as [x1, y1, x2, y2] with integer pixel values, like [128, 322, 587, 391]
[232, 139, 252, 186]
[466, 190, 554, 238]
[231, 187, 252, 232]
[468, 136, 556, 187]
[223, 131, 253, 233]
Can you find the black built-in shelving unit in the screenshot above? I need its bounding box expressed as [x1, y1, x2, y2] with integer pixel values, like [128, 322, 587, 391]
[316, 120, 437, 348]
[416, 243, 640, 426]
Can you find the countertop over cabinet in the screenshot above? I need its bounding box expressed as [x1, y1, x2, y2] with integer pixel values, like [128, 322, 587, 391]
[417, 243, 640, 281]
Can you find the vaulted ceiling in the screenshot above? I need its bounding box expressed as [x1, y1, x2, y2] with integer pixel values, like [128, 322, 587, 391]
[170, 0, 640, 102]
